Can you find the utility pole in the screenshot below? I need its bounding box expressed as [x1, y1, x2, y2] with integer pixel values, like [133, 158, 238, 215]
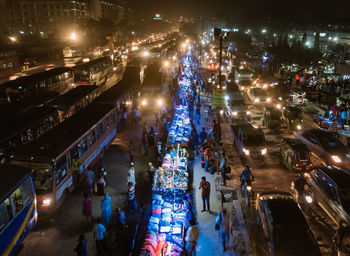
[219, 34, 223, 85]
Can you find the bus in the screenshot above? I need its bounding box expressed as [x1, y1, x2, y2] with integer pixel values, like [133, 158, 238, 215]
[73, 56, 112, 86]
[11, 102, 117, 213]
[0, 67, 74, 103]
[51, 85, 100, 121]
[0, 164, 37, 255]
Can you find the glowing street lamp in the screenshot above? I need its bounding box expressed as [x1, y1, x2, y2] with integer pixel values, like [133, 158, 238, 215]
[163, 61, 169, 67]
[143, 51, 149, 57]
[70, 32, 77, 41]
[261, 29, 267, 34]
[9, 36, 16, 42]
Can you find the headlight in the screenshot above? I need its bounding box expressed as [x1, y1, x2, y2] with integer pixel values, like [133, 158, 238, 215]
[225, 95, 230, 100]
[263, 84, 268, 89]
[220, 110, 224, 115]
[276, 104, 281, 109]
[267, 98, 271, 102]
[331, 155, 342, 163]
[42, 198, 51, 206]
[261, 148, 267, 155]
[296, 125, 302, 130]
[233, 111, 238, 116]
[247, 186, 252, 191]
[305, 195, 313, 203]
[157, 99, 162, 106]
[243, 148, 250, 155]
[246, 111, 251, 115]
[141, 99, 147, 106]
[254, 98, 260, 103]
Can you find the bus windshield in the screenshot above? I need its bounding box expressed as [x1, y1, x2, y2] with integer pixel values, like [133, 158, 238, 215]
[33, 168, 53, 194]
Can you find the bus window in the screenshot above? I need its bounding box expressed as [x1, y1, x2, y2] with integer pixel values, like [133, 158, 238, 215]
[0, 199, 13, 231]
[11, 188, 23, 215]
[55, 156, 67, 186]
[78, 138, 87, 157]
[34, 168, 52, 193]
[87, 130, 96, 148]
[20, 178, 34, 206]
[103, 116, 110, 131]
[96, 123, 103, 139]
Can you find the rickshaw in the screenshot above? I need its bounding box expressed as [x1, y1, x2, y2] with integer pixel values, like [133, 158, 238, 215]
[282, 106, 303, 130]
[281, 138, 313, 172]
[262, 106, 282, 128]
[290, 89, 306, 104]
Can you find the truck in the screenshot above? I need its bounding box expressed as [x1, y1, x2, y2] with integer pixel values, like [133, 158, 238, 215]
[139, 63, 164, 109]
[231, 123, 267, 165]
[234, 67, 254, 92]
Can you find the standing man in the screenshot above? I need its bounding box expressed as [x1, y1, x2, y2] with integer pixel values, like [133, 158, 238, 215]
[86, 168, 95, 194]
[128, 163, 136, 186]
[115, 208, 127, 242]
[216, 209, 232, 252]
[94, 218, 107, 255]
[185, 223, 199, 256]
[128, 140, 135, 163]
[128, 182, 137, 213]
[204, 147, 211, 173]
[199, 176, 211, 213]
[82, 193, 92, 224]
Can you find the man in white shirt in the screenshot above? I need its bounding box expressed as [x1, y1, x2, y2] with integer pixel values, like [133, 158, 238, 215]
[185, 224, 199, 256]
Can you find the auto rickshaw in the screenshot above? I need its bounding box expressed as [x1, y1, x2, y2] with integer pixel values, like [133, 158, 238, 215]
[262, 107, 282, 128]
[281, 138, 313, 172]
[282, 106, 303, 130]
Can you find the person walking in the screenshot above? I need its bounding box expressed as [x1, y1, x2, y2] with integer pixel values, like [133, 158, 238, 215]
[94, 218, 107, 255]
[135, 107, 141, 127]
[148, 126, 155, 147]
[204, 147, 210, 173]
[216, 209, 232, 252]
[115, 208, 127, 242]
[185, 223, 199, 256]
[82, 193, 92, 224]
[128, 182, 137, 213]
[86, 168, 95, 194]
[73, 234, 88, 256]
[101, 192, 112, 226]
[141, 130, 148, 155]
[199, 176, 211, 212]
[128, 163, 136, 186]
[128, 140, 135, 163]
[96, 173, 105, 196]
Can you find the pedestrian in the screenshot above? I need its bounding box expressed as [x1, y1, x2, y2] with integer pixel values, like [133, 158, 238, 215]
[147, 162, 156, 187]
[101, 192, 112, 226]
[128, 140, 135, 163]
[96, 173, 105, 196]
[122, 110, 128, 128]
[199, 128, 207, 145]
[199, 176, 211, 212]
[219, 145, 227, 186]
[128, 163, 136, 186]
[185, 223, 199, 256]
[141, 130, 148, 155]
[116, 207, 127, 241]
[86, 168, 95, 194]
[94, 218, 107, 255]
[128, 182, 137, 213]
[216, 209, 232, 252]
[82, 193, 92, 224]
[195, 104, 201, 125]
[73, 234, 88, 256]
[204, 147, 210, 173]
[148, 126, 155, 147]
[135, 107, 141, 126]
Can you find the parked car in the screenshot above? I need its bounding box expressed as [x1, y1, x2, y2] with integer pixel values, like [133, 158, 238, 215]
[255, 191, 321, 256]
[297, 166, 350, 227]
[295, 128, 350, 172]
[248, 87, 271, 104]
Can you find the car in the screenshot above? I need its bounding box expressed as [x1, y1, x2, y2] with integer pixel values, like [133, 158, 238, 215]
[255, 191, 321, 256]
[300, 166, 350, 227]
[247, 87, 271, 104]
[295, 128, 350, 172]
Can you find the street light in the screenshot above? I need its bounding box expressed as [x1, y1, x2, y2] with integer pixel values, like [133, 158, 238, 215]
[9, 36, 16, 42]
[143, 51, 149, 57]
[261, 29, 267, 34]
[163, 61, 169, 67]
[70, 32, 77, 41]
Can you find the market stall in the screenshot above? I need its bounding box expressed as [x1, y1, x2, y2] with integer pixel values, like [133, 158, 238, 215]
[141, 49, 197, 256]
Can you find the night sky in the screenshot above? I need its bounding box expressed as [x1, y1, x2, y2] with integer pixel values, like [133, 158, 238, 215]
[134, 0, 350, 24]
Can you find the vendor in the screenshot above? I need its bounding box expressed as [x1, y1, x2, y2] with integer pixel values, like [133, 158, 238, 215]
[170, 146, 177, 158]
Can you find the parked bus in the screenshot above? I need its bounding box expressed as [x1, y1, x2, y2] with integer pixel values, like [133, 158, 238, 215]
[50, 85, 100, 121]
[73, 56, 112, 86]
[11, 102, 117, 213]
[0, 67, 74, 103]
[0, 164, 37, 255]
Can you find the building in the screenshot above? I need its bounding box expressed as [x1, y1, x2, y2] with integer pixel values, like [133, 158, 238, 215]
[3, 0, 131, 37]
[0, 50, 21, 80]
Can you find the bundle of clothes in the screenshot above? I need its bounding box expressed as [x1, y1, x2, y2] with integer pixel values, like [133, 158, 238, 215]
[167, 105, 192, 146]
